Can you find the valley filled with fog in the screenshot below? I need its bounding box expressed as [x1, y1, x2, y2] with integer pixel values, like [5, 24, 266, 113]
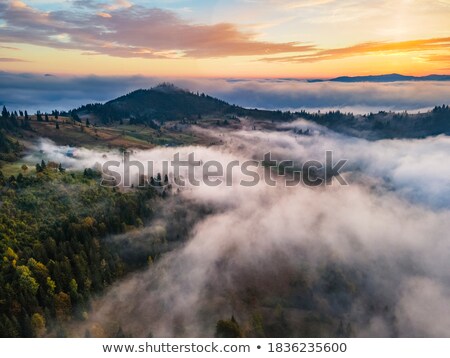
[31, 119, 450, 337]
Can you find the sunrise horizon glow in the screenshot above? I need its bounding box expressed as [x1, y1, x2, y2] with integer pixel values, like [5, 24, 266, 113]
[1, 0, 449, 78]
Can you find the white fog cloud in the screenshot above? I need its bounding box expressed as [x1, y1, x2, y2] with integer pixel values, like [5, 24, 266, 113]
[1, 72, 449, 113]
[33, 123, 450, 337]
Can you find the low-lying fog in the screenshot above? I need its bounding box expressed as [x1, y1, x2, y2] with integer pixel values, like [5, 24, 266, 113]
[2, 72, 450, 114]
[29, 120, 450, 337]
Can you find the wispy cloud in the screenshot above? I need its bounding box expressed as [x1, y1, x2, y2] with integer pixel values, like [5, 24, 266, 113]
[0, 57, 29, 62]
[0, 1, 313, 59]
[245, 0, 336, 10]
[1, 0, 449, 68]
[0, 45, 20, 50]
[421, 53, 450, 63]
[262, 37, 450, 63]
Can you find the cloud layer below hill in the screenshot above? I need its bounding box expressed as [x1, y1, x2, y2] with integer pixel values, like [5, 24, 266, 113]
[1, 71, 450, 113]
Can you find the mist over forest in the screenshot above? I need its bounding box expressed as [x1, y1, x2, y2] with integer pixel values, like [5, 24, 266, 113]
[24, 120, 450, 338]
[0, 80, 449, 338]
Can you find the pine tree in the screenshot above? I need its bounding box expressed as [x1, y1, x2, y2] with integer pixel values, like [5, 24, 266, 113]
[2, 105, 9, 118]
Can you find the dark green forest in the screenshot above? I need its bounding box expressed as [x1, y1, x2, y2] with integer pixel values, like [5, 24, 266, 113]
[0, 107, 162, 336]
[0, 106, 208, 337]
[0, 161, 161, 337]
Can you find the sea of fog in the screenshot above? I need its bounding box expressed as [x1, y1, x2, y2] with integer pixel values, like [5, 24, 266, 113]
[1, 71, 450, 114]
[26, 120, 450, 337]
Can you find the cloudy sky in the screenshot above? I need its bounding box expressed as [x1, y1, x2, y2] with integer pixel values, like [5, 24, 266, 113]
[1, 0, 450, 77]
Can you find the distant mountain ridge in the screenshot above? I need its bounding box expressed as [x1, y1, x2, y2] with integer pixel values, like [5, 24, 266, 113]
[308, 73, 450, 83]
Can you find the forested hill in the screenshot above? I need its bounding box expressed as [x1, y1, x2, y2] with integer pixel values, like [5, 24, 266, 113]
[72, 83, 291, 124]
[74, 83, 231, 124]
[70, 83, 450, 139]
[3, 84, 449, 140]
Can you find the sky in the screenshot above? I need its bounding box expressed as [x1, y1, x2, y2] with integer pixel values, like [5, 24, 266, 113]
[0, 0, 450, 78]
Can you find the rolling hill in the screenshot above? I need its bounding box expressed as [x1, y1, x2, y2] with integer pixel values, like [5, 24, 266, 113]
[72, 83, 292, 125]
[74, 83, 231, 124]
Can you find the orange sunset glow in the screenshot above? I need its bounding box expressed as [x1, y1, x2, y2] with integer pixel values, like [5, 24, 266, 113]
[0, 0, 449, 77]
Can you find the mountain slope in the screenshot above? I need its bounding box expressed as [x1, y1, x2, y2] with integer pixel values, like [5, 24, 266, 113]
[75, 83, 231, 124]
[73, 83, 294, 124]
